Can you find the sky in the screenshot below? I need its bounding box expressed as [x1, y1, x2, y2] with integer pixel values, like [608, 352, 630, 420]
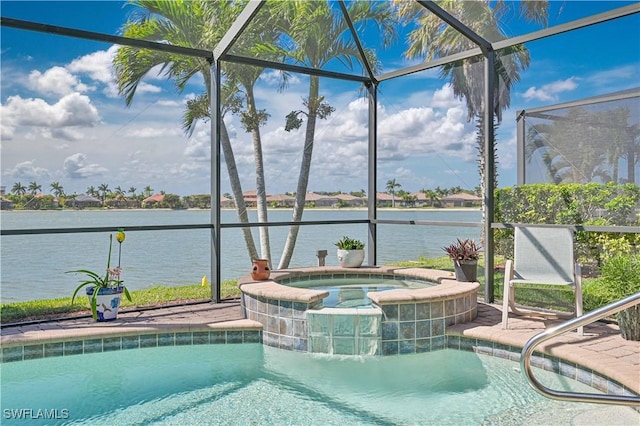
[1, 1, 639, 197]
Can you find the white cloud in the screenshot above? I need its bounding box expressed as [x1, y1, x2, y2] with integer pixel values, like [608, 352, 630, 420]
[67, 46, 117, 84]
[3, 160, 50, 182]
[63, 153, 108, 179]
[27, 66, 90, 96]
[1, 93, 100, 139]
[522, 77, 578, 102]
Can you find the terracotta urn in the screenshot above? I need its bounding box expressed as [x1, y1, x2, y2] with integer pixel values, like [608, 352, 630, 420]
[251, 259, 271, 280]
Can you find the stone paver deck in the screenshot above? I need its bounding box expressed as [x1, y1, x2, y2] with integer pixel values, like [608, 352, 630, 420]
[1, 300, 638, 395]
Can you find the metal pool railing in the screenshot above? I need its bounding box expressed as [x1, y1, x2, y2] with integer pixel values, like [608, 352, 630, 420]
[521, 292, 640, 406]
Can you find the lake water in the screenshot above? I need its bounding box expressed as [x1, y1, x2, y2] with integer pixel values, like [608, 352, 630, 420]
[0, 209, 480, 303]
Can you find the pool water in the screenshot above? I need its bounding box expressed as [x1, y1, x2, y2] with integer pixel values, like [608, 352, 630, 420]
[1, 344, 637, 425]
[284, 277, 435, 308]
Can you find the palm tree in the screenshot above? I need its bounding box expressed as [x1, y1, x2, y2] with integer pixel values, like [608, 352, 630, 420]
[128, 186, 137, 197]
[50, 182, 65, 198]
[11, 182, 26, 196]
[223, 10, 282, 265]
[420, 188, 439, 207]
[385, 179, 401, 208]
[86, 185, 98, 197]
[113, 0, 259, 261]
[28, 181, 41, 195]
[394, 1, 549, 240]
[274, 0, 397, 269]
[97, 183, 110, 206]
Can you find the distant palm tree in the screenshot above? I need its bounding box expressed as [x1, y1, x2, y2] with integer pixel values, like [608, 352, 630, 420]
[11, 182, 27, 196]
[97, 183, 110, 206]
[142, 186, 154, 198]
[50, 181, 65, 198]
[86, 185, 98, 197]
[28, 181, 41, 195]
[386, 179, 401, 208]
[128, 186, 137, 197]
[420, 188, 439, 207]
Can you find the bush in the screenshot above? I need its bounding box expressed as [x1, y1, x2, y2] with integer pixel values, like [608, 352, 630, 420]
[583, 254, 640, 311]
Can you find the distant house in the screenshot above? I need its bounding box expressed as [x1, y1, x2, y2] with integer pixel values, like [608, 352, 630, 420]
[220, 195, 234, 208]
[305, 192, 339, 207]
[242, 190, 258, 207]
[334, 193, 365, 207]
[410, 192, 429, 207]
[440, 192, 482, 208]
[142, 193, 165, 206]
[267, 193, 295, 207]
[69, 194, 101, 209]
[0, 197, 13, 210]
[376, 192, 394, 207]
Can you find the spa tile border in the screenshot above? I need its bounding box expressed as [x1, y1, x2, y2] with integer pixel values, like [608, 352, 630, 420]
[1, 329, 263, 363]
[448, 336, 639, 399]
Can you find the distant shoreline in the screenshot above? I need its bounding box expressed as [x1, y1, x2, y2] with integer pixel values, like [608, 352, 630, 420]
[2, 206, 481, 213]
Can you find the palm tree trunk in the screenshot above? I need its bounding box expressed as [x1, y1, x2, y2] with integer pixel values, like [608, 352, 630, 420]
[246, 86, 272, 264]
[278, 76, 320, 269]
[220, 122, 258, 261]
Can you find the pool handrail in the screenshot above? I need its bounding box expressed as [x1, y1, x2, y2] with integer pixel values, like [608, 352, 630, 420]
[521, 292, 640, 406]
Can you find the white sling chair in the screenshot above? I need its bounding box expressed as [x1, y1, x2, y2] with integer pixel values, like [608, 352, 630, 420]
[501, 226, 583, 335]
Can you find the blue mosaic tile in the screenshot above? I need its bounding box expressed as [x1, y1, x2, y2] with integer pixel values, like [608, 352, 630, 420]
[431, 318, 445, 336]
[309, 336, 329, 354]
[415, 303, 430, 320]
[243, 330, 262, 344]
[103, 337, 122, 352]
[399, 339, 416, 355]
[446, 335, 460, 350]
[382, 304, 398, 321]
[139, 334, 158, 348]
[267, 315, 279, 333]
[175, 332, 192, 346]
[293, 337, 308, 352]
[382, 341, 398, 356]
[293, 319, 306, 338]
[592, 373, 609, 394]
[263, 332, 278, 348]
[431, 301, 444, 318]
[278, 318, 293, 336]
[399, 304, 416, 321]
[415, 320, 431, 339]
[83, 339, 103, 354]
[445, 299, 455, 315]
[2, 346, 23, 363]
[399, 322, 415, 340]
[415, 338, 431, 353]
[227, 331, 243, 344]
[381, 321, 398, 340]
[23, 344, 44, 360]
[431, 335, 446, 351]
[279, 300, 293, 318]
[158, 333, 175, 347]
[192, 332, 210, 345]
[279, 335, 294, 351]
[210, 331, 227, 344]
[292, 302, 308, 319]
[44, 342, 64, 358]
[64, 341, 83, 356]
[459, 337, 477, 352]
[122, 336, 140, 350]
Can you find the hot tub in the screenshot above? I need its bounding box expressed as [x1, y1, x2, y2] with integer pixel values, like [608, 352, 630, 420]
[239, 266, 479, 355]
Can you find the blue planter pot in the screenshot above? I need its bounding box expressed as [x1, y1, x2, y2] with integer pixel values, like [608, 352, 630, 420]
[86, 286, 124, 321]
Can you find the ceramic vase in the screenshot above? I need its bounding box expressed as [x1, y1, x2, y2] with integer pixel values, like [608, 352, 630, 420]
[251, 259, 271, 280]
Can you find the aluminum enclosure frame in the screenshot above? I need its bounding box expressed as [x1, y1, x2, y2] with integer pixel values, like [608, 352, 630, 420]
[2, 1, 639, 304]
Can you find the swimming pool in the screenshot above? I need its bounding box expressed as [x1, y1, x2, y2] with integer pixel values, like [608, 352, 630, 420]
[1, 344, 637, 425]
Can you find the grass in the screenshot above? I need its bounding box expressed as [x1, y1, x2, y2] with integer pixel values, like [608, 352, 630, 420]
[0, 280, 241, 324]
[1, 257, 588, 324]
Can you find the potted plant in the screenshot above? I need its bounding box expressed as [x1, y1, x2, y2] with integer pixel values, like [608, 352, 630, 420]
[442, 238, 481, 282]
[67, 228, 132, 321]
[335, 236, 365, 268]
